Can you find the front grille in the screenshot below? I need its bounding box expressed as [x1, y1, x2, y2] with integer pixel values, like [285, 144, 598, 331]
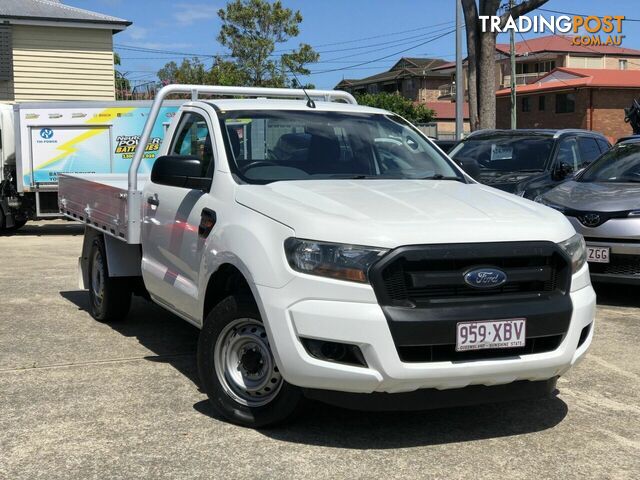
[398, 334, 563, 363]
[373, 243, 569, 308]
[368, 242, 572, 364]
[589, 254, 640, 276]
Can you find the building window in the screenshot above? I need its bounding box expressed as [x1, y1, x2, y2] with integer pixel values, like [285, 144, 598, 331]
[539, 95, 545, 111]
[556, 93, 576, 113]
[620, 59, 628, 70]
[522, 97, 531, 112]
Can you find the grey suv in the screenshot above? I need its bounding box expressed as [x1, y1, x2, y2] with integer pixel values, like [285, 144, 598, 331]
[450, 129, 611, 199]
[539, 137, 640, 284]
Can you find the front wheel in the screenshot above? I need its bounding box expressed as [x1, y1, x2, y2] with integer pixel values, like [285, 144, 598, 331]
[197, 295, 302, 428]
[87, 236, 132, 322]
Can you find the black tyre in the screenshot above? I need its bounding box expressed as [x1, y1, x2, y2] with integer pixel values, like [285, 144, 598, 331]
[7, 218, 27, 231]
[87, 235, 132, 322]
[197, 294, 303, 428]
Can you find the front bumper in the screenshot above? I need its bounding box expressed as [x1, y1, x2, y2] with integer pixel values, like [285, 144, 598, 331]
[568, 216, 640, 284]
[584, 239, 640, 285]
[257, 264, 595, 394]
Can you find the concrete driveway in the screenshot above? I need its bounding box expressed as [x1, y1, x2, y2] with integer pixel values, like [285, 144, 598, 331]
[1, 221, 639, 479]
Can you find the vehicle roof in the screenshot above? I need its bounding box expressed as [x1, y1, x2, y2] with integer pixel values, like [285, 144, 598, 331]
[199, 98, 389, 115]
[464, 128, 608, 140]
[616, 135, 640, 144]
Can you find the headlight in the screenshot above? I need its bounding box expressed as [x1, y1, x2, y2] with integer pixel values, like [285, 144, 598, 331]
[558, 233, 586, 273]
[284, 238, 388, 283]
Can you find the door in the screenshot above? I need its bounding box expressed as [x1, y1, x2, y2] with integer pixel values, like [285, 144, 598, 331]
[141, 108, 218, 319]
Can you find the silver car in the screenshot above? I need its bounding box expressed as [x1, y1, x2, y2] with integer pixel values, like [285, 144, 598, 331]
[539, 137, 640, 285]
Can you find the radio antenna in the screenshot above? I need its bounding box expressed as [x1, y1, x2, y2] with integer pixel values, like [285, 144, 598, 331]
[289, 69, 315, 108]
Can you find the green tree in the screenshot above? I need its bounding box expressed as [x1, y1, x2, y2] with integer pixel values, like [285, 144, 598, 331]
[355, 92, 435, 124]
[157, 57, 211, 85]
[217, 0, 319, 87]
[114, 52, 130, 99]
[157, 56, 248, 87]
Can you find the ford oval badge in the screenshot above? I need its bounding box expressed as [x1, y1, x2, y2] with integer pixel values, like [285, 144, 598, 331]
[464, 268, 507, 289]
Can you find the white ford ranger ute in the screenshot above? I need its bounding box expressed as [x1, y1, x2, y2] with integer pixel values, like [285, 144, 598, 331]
[58, 85, 596, 427]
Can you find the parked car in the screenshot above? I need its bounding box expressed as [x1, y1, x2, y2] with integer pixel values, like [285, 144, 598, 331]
[58, 85, 595, 428]
[433, 139, 458, 153]
[538, 137, 640, 284]
[449, 129, 611, 199]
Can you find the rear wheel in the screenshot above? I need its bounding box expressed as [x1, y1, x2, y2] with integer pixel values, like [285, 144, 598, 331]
[87, 236, 132, 322]
[197, 294, 302, 428]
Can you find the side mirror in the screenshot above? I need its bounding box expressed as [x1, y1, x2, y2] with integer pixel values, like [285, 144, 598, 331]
[151, 155, 210, 190]
[553, 161, 574, 181]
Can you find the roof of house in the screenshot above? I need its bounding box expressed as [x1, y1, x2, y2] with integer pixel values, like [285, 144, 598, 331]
[426, 101, 469, 120]
[0, 0, 131, 29]
[496, 67, 640, 96]
[496, 34, 640, 57]
[335, 57, 450, 88]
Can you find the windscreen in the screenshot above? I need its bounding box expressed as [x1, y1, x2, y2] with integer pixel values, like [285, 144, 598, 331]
[449, 135, 554, 172]
[219, 110, 463, 184]
[579, 143, 640, 183]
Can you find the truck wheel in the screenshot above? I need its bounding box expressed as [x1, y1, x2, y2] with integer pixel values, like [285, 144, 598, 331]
[198, 295, 302, 428]
[88, 236, 131, 322]
[8, 219, 27, 231]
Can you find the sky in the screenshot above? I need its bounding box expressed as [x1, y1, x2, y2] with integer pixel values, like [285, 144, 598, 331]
[65, 0, 640, 90]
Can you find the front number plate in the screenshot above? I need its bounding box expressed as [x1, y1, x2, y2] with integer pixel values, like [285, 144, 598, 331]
[456, 318, 526, 352]
[587, 246, 610, 263]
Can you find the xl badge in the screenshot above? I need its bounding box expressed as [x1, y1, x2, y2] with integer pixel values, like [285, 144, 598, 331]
[464, 268, 507, 289]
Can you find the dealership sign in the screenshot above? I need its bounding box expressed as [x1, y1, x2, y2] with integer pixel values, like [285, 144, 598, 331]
[479, 14, 625, 46]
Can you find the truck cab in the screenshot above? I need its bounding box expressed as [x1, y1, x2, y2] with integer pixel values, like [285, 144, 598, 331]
[59, 85, 596, 428]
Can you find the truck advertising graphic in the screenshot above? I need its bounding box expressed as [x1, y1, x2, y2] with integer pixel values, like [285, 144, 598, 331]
[16, 103, 180, 190]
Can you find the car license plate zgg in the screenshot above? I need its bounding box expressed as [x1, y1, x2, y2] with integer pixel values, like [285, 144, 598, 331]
[587, 246, 610, 263]
[456, 318, 526, 352]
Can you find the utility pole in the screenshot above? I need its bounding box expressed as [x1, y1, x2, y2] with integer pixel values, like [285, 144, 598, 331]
[509, 0, 517, 129]
[455, 0, 463, 140]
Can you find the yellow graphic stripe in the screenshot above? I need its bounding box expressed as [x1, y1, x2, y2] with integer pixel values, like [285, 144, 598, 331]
[32, 107, 136, 172]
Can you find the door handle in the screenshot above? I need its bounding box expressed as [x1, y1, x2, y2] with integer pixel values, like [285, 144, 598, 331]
[147, 194, 159, 207]
[199, 209, 217, 238]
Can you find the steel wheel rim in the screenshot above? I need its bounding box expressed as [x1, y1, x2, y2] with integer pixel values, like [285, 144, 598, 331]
[214, 318, 283, 407]
[91, 249, 105, 308]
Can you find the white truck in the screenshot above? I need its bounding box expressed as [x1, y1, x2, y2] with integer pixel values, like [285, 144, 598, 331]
[58, 85, 596, 427]
[0, 101, 180, 232]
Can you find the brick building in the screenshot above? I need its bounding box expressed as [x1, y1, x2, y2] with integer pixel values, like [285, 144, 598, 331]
[496, 68, 640, 141]
[335, 57, 450, 103]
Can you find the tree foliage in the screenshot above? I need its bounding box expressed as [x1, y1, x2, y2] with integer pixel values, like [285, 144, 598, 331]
[156, 0, 318, 88]
[217, 0, 319, 87]
[114, 52, 130, 99]
[355, 92, 435, 124]
[461, 0, 549, 130]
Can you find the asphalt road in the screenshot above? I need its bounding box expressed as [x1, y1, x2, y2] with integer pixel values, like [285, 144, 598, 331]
[1, 221, 639, 479]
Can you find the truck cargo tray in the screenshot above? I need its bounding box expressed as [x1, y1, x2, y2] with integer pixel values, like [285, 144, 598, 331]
[58, 173, 147, 243]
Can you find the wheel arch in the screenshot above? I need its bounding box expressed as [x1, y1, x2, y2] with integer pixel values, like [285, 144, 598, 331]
[202, 261, 265, 324]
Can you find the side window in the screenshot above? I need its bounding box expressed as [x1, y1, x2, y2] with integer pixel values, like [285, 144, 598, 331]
[577, 137, 602, 167]
[171, 112, 214, 178]
[556, 137, 581, 171]
[596, 138, 611, 154]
